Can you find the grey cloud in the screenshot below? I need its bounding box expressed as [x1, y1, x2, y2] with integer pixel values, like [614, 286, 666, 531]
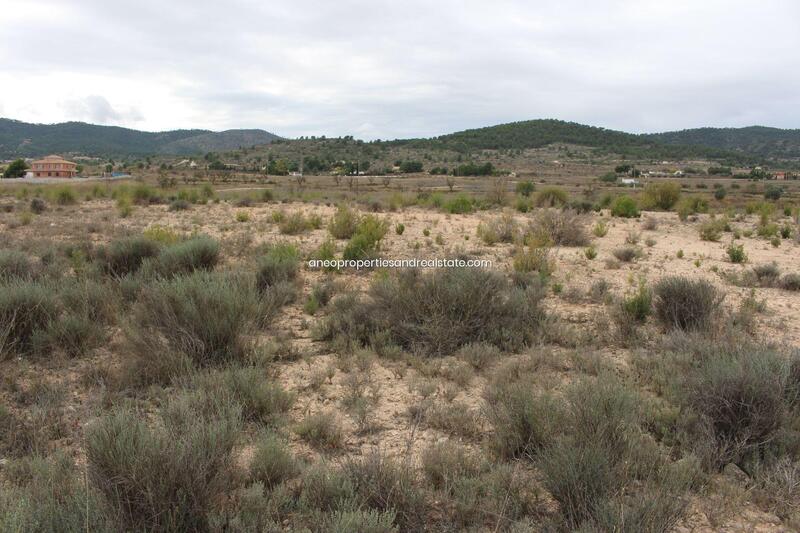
[2, 0, 799, 138]
[60, 95, 144, 125]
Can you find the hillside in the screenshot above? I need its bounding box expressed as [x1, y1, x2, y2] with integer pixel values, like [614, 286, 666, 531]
[0, 119, 280, 158]
[385, 119, 755, 163]
[644, 126, 800, 159]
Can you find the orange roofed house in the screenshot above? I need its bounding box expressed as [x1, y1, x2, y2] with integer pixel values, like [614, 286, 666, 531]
[31, 155, 77, 178]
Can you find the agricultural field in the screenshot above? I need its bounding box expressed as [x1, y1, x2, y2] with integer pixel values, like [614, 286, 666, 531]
[1, 173, 800, 532]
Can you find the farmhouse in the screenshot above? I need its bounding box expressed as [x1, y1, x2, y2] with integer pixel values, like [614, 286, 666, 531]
[31, 155, 77, 178]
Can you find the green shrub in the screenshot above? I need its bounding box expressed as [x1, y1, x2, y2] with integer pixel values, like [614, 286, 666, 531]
[30, 197, 47, 213]
[145, 236, 220, 278]
[342, 453, 427, 531]
[699, 218, 727, 241]
[0, 453, 114, 532]
[342, 215, 389, 261]
[256, 243, 300, 292]
[677, 197, 709, 220]
[610, 195, 640, 218]
[726, 243, 747, 263]
[764, 185, 783, 201]
[612, 246, 641, 262]
[592, 220, 609, 237]
[513, 247, 555, 277]
[752, 263, 781, 287]
[443, 194, 474, 214]
[780, 273, 800, 291]
[295, 411, 344, 449]
[653, 277, 723, 331]
[87, 400, 240, 532]
[194, 366, 294, 425]
[128, 272, 267, 382]
[367, 267, 546, 355]
[477, 213, 518, 245]
[98, 236, 160, 277]
[329, 205, 361, 239]
[0, 280, 58, 357]
[53, 186, 77, 205]
[534, 186, 568, 207]
[642, 181, 681, 210]
[327, 509, 397, 533]
[676, 344, 797, 468]
[250, 433, 299, 489]
[527, 209, 589, 246]
[620, 282, 652, 323]
[0, 250, 33, 282]
[279, 211, 311, 234]
[515, 180, 535, 196]
[169, 198, 191, 211]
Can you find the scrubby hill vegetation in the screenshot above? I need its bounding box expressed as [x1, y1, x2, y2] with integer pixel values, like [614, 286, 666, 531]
[645, 126, 800, 160]
[0, 119, 280, 158]
[383, 119, 757, 164]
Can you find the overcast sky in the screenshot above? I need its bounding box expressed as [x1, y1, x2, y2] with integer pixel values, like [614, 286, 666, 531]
[1, 0, 798, 139]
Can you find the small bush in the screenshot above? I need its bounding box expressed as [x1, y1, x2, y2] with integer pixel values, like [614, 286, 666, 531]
[194, 366, 294, 425]
[653, 276, 723, 331]
[0, 453, 114, 531]
[342, 215, 389, 261]
[295, 411, 344, 449]
[329, 205, 361, 239]
[169, 198, 191, 211]
[677, 344, 796, 468]
[677, 197, 709, 220]
[250, 433, 299, 489]
[753, 263, 781, 287]
[342, 453, 427, 531]
[0, 250, 33, 282]
[726, 243, 747, 263]
[699, 218, 727, 241]
[367, 267, 547, 355]
[29, 197, 47, 214]
[0, 280, 59, 357]
[256, 243, 300, 292]
[642, 181, 681, 210]
[592, 220, 609, 237]
[515, 180, 535, 196]
[477, 212, 518, 245]
[443, 194, 474, 214]
[527, 209, 589, 246]
[780, 273, 800, 291]
[513, 247, 555, 277]
[619, 282, 652, 323]
[53, 186, 77, 205]
[87, 400, 240, 532]
[128, 272, 267, 382]
[612, 246, 641, 263]
[98, 236, 160, 278]
[235, 210, 250, 222]
[610, 195, 640, 218]
[145, 236, 220, 278]
[279, 211, 311, 234]
[534, 186, 568, 207]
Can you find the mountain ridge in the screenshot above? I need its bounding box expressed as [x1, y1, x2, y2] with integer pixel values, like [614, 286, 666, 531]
[3, 117, 800, 162]
[0, 119, 281, 158]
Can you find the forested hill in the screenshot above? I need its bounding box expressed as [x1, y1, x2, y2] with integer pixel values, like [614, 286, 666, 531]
[643, 126, 800, 159]
[382, 119, 755, 163]
[0, 119, 280, 158]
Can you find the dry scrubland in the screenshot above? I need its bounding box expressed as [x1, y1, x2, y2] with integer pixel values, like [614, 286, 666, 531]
[1, 175, 800, 532]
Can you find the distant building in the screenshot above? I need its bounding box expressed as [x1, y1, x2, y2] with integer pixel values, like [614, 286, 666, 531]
[774, 171, 786, 180]
[31, 155, 77, 178]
